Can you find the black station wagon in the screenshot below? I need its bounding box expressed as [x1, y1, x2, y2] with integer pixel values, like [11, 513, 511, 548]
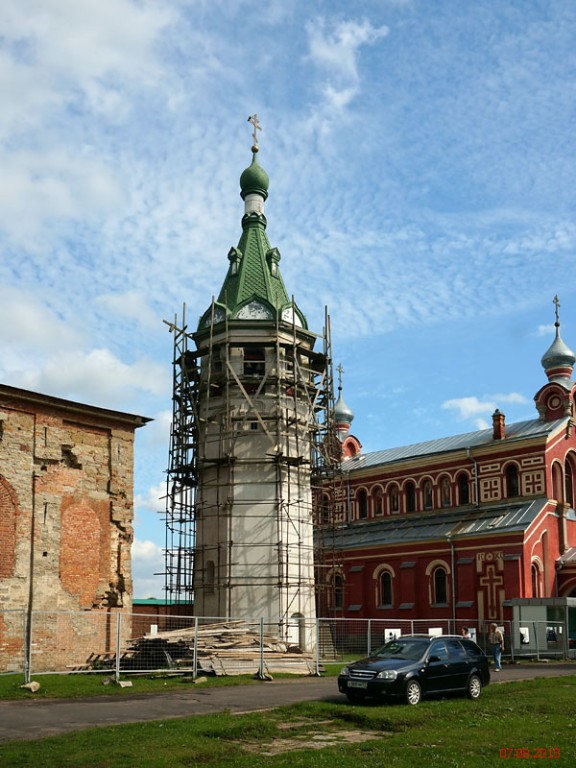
[338, 634, 490, 705]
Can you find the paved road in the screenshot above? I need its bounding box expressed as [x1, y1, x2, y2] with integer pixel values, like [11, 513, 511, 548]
[1, 663, 575, 742]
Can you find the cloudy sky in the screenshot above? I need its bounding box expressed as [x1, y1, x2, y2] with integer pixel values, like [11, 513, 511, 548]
[2, 0, 575, 598]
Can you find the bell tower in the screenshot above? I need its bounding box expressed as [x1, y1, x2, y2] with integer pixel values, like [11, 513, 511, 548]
[164, 118, 331, 648]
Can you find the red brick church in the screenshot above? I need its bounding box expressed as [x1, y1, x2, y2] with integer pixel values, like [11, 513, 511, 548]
[316, 299, 576, 627]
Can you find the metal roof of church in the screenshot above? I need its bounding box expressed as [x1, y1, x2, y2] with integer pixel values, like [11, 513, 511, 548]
[343, 417, 568, 472]
[317, 498, 550, 550]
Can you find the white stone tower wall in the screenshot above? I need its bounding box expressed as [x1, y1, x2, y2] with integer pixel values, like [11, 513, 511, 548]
[192, 326, 319, 649]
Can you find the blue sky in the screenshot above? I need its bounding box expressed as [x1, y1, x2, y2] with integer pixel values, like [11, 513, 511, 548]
[1, 0, 575, 597]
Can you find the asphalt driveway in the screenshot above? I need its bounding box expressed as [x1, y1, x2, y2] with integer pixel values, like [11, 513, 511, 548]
[1, 662, 574, 742]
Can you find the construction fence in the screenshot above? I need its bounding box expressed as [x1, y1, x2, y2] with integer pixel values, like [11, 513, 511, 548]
[1, 610, 574, 683]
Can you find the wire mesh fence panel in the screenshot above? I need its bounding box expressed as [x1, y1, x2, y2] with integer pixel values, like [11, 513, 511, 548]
[0, 610, 26, 674]
[28, 611, 121, 675]
[121, 614, 320, 677]
[317, 618, 371, 660]
[120, 612, 198, 673]
[510, 620, 569, 660]
[3, 612, 573, 680]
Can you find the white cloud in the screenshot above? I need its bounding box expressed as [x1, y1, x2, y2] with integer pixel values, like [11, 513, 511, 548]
[12, 348, 170, 408]
[0, 0, 175, 245]
[491, 393, 530, 405]
[135, 483, 165, 516]
[442, 396, 497, 420]
[131, 538, 165, 599]
[132, 538, 163, 561]
[0, 1, 173, 88]
[307, 17, 388, 82]
[96, 291, 160, 330]
[0, 150, 124, 245]
[442, 393, 530, 429]
[305, 17, 388, 123]
[0, 288, 83, 351]
[536, 324, 555, 338]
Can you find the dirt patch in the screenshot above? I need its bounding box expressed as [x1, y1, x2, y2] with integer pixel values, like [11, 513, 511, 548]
[244, 728, 386, 755]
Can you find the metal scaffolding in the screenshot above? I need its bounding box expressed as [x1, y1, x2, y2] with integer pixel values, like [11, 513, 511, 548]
[161, 303, 344, 616]
[162, 305, 199, 604]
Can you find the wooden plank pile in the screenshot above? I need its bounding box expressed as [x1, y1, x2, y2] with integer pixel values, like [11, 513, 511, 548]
[128, 620, 316, 676]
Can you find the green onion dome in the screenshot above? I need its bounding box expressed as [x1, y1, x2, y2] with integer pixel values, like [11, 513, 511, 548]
[240, 152, 269, 201]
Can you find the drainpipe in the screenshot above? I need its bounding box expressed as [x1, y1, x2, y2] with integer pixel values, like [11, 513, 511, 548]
[345, 469, 351, 525]
[447, 534, 456, 633]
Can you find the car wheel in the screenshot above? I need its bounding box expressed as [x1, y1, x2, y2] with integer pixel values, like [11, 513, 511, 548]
[346, 691, 366, 703]
[405, 679, 422, 705]
[467, 674, 482, 700]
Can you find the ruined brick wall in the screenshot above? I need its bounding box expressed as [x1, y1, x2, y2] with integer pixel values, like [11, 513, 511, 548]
[0, 385, 148, 672]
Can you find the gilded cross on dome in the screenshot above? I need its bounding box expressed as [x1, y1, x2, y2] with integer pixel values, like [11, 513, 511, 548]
[336, 363, 344, 391]
[247, 114, 261, 152]
[553, 294, 560, 327]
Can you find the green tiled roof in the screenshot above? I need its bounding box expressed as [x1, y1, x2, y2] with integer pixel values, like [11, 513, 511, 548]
[198, 151, 307, 330]
[217, 214, 290, 312]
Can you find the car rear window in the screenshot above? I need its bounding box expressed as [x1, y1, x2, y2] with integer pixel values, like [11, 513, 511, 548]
[447, 639, 467, 659]
[461, 639, 484, 657]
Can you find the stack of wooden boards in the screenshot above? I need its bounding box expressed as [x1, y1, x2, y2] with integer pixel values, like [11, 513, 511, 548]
[126, 620, 317, 676]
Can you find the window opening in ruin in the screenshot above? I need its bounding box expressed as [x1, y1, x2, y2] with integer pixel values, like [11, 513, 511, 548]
[61, 446, 82, 470]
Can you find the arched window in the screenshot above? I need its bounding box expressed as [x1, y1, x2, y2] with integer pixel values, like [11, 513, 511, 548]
[552, 462, 563, 503]
[423, 480, 433, 510]
[457, 473, 470, 505]
[357, 489, 368, 519]
[531, 563, 540, 598]
[333, 573, 344, 609]
[389, 485, 399, 514]
[205, 560, 215, 594]
[565, 459, 575, 508]
[506, 464, 519, 498]
[380, 571, 393, 607]
[433, 567, 448, 605]
[406, 481, 416, 513]
[373, 487, 384, 516]
[441, 477, 452, 508]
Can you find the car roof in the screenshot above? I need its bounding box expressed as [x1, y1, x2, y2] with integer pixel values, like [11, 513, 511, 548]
[390, 635, 468, 641]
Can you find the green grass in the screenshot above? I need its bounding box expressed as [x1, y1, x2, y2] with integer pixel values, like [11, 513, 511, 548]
[1, 676, 575, 767]
[0, 665, 342, 701]
[0, 671, 265, 700]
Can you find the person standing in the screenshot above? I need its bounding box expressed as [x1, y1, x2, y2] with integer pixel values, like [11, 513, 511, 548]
[488, 623, 504, 670]
[461, 627, 471, 639]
